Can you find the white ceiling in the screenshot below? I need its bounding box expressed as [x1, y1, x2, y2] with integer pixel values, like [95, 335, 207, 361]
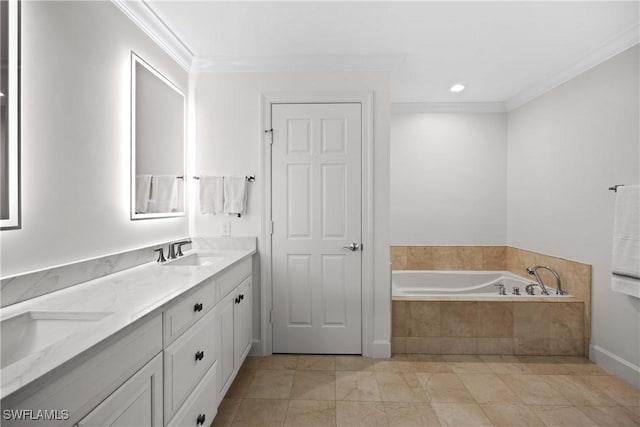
[141, 1, 639, 108]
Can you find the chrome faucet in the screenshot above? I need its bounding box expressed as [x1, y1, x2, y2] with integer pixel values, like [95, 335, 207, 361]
[526, 265, 564, 295]
[168, 239, 192, 259]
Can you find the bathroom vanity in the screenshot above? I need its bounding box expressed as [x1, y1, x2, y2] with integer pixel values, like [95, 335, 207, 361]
[0, 243, 255, 427]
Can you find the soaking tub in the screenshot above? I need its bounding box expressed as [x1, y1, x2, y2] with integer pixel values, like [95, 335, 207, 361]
[392, 270, 572, 297]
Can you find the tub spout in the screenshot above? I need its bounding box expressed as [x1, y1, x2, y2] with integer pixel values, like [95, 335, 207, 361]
[526, 265, 564, 295]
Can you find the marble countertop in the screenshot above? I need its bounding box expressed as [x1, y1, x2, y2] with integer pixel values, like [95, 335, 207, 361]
[0, 246, 256, 400]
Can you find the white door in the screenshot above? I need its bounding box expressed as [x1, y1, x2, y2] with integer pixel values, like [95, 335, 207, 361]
[272, 103, 362, 354]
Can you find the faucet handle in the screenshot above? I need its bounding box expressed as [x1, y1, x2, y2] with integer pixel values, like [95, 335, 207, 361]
[154, 248, 166, 263]
[176, 240, 192, 257]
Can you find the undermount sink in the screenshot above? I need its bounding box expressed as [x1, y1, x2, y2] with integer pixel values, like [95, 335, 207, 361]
[1, 311, 112, 369]
[164, 252, 224, 267]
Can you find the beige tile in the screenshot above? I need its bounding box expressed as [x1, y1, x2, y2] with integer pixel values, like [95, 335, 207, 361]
[542, 375, 618, 406]
[390, 246, 408, 271]
[457, 373, 522, 404]
[376, 371, 427, 402]
[498, 374, 571, 405]
[621, 406, 640, 424]
[441, 302, 478, 337]
[519, 356, 572, 374]
[212, 398, 241, 427]
[417, 373, 475, 403]
[384, 402, 441, 426]
[405, 337, 441, 354]
[563, 361, 610, 376]
[549, 338, 583, 356]
[477, 338, 514, 355]
[441, 337, 478, 354]
[336, 371, 382, 401]
[261, 355, 299, 370]
[406, 301, 441, 337]
[241, 356, 263, 371]
[482, 246, 507, 270]
[565, 261, 591, 300]
[284, 400, 336, 427]
[430, 402, 493, 426]
[392, 301, 407, 337]
[411, 361, 453, 373]
[431, 247, 464, 270]
[578, 405, 640, 427]
[373, 360, 416, 373]
[335, 356, 376, 371]
[449, 360, 492, 374]
[407, 354, 447, 362]
[407, 246, 433, 270]
[514, 302, 552, 338]
[290, 370, 336, 400]
[481, 403, 544, 426]
[246, 369, 295, 399]
[391, 337, 406, 354]
[226, 368, 255, 399]
[336, 401, 388, 426]
[460, 247, 484, 270]
[442, 355, 483, 362]
[232, 399, 289, 425]
[482, 356, 529, 375]
[581, 375, 640, 407]
[551, 303, 583, 339]
[477, 302, 513, 338]
[514, 337, 551, 356]
[297, 355, 335, 371]
[529, 405, 598, 427]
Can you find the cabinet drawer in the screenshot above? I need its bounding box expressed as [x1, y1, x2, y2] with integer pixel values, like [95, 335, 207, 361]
[216, 258, 251, 303]
[166, 362, 217, 427]
[164, 277, 216, 346]
[164, 308, 217, 422]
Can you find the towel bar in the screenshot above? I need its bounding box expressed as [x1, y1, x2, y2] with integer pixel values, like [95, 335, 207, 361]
[609, 184, 625, 192]
[192, 175, 255, 182]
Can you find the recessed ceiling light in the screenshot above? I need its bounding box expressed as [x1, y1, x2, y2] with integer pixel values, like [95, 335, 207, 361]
[450, 83, 466, 93]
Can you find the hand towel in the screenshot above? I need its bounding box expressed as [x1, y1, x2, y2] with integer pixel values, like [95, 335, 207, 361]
[135, 174, 152, 213]
[223, 176, 247, 215]
[199, 176, 224, 214]
[611, 185, 640, 298]
[148, 175, 178, 213]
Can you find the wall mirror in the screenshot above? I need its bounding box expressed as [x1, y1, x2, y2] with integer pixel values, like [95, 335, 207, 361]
[1, 0, 21, 229]
[131, 52, 185, 220]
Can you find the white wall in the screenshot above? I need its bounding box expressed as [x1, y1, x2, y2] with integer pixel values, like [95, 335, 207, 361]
[0, 1, 189, 277]
[507, 45, 640, 385]
[391, 113, 508, 245]
[193, 71, 391, 356]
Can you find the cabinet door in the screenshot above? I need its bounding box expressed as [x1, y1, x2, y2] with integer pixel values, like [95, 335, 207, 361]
[234, 276, 252, 368]
[77, 352, 163, 427]
[216, 291, 236, 400]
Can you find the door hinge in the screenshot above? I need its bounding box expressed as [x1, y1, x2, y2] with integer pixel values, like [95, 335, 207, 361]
[264, 128, 273, 145]
[269, 220, 274, 235]
[269, 309, 273, 324]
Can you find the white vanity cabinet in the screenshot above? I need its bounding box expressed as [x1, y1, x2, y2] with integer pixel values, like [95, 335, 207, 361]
[216, 267, 252, 402]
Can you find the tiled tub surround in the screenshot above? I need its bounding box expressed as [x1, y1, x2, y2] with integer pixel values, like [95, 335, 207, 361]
[390, 246, 591, 356]
[0, 237, 256, 399]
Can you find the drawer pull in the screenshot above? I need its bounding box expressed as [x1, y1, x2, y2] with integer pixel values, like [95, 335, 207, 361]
[196, 414, 206, 425]
[195, 350, 205, 361]
[193, 302, 203, 312]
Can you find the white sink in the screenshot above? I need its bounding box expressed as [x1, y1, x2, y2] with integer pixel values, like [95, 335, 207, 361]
[1, 311, 111, 368]
[164, 253, 224, 267]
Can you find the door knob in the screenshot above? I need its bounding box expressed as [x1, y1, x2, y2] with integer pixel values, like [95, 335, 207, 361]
[342, 243, 360, 252]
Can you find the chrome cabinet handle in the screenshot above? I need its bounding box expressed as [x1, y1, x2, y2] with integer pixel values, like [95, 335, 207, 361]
[342, 243, 360, 252]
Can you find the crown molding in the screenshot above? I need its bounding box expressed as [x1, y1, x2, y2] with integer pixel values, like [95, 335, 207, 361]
[506, 24, 640, 111]
[392, 102, 506, 114]
[191, 54, 406, 73]
[111, 0, 193, 71]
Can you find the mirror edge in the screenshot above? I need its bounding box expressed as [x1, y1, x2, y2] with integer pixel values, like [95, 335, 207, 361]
[1, 0, 22, 231]
[129, 51, 187, 221]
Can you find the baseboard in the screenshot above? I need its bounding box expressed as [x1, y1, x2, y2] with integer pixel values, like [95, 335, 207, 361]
[249, 338, 264, 356]
[591, 344, 640, 389]
[367, 339, 391, 358]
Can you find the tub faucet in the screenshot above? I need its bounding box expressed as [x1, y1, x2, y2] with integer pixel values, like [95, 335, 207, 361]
[526, 265, 564, 295]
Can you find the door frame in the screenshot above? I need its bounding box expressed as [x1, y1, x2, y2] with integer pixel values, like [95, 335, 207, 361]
[259, 91, 374, 356]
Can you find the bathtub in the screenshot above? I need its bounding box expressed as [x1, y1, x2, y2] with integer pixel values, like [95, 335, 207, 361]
[392, 270, 571, 297]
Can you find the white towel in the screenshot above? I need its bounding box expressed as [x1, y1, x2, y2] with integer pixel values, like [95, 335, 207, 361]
[611, 185, 640, 298]
[199, 176, 224, 214]
[148, 175, 178, 213]
[224, 176, 247, 215]
[135, 174, 152, 213]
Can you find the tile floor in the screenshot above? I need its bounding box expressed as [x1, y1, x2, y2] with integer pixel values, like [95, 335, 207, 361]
[212, 354, 640, 426]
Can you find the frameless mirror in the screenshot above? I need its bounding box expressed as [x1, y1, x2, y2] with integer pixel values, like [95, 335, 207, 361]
[1, 0, 21, 229]
[131, 52, 185, 220]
